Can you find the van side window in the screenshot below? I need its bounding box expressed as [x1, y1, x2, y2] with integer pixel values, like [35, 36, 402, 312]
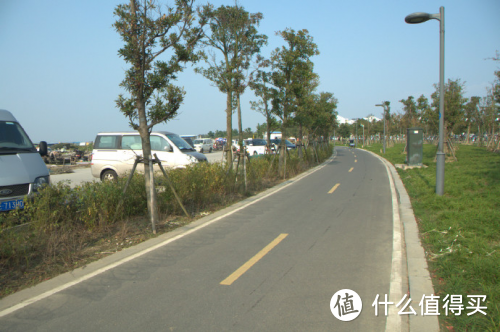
[150, 136, 170, 151]
[122, 136, 142, 150]
[95, 135, 119, 149]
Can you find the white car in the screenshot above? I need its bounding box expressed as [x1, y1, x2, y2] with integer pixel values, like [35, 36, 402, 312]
[193, 138, 213, 153]
[91, 131, 207, 181]
[244, 139, 268, 155]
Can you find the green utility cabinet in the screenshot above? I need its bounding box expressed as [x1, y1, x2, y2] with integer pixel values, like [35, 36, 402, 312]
[406, 128, 423, 166]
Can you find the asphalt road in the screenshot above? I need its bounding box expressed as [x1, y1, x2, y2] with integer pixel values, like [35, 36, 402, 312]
[1, 147, 396, 331]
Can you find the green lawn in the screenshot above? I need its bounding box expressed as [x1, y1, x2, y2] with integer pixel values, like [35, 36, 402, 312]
[363, 143, 499, 331]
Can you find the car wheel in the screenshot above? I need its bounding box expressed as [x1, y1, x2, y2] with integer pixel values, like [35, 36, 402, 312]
[209, 147, 212, 153]
[200, 148, 204, 153]
[101, 170, 118, 182]
[253, 151, 258, 156]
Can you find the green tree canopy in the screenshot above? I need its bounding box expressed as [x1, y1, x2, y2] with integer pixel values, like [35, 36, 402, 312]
[113, 0, 209, 232]
[196, 4, 266, 164]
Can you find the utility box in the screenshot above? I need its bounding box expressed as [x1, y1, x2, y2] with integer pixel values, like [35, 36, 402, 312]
[406, 128, 423, 166]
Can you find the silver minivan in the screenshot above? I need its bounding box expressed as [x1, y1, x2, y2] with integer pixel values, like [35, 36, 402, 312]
[193, 138, 213, 153]
[0, 109, 50, 212]
[91, 131, 207, 181]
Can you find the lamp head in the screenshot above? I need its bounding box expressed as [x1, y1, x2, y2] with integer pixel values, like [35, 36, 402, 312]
[405, 11, 441, 24]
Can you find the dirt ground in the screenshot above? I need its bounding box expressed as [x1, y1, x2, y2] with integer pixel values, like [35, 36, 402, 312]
[47, 163, 91, 175]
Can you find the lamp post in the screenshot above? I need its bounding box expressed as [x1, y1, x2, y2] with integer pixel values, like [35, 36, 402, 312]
[362, 124, 365, 147]
[375, 103, 389, 154]
[405, 7, 445, 196]
[355, 119, 358, 147]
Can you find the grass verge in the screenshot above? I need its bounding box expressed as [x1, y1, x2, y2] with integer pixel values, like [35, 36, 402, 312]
[364, 143, 499, 331]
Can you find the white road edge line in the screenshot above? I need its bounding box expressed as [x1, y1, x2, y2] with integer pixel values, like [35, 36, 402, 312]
[0, 154, 336, 318]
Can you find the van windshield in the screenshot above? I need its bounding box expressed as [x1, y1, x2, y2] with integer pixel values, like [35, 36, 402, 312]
[167, 134, 195, 151]
[0, 121, 36, 154]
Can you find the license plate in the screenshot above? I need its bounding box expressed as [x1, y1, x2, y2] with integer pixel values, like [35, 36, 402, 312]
[0, 199, 24, 211]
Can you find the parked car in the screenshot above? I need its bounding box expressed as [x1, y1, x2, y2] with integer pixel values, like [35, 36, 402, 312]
[91, 131, 207, 181]
[0, 109, 50, 211]
[244, 138, 268, 155]
[182, 137, 195, 148]
[193, 138, 213, 153]
[270, 139, 296, 152]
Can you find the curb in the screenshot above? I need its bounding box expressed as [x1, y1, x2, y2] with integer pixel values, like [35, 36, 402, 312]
[367, 150, 440, 332]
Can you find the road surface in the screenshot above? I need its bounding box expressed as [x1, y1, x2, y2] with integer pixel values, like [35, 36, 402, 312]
[1, 147, 402, 331]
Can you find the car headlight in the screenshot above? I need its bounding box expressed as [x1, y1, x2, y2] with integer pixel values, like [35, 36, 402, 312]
[33, 176, 50, 192]
[187, 155, 198, 163]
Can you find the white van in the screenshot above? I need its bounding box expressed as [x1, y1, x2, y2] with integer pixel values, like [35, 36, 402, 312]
[192, 138, 213, 153]
[91, 131, 207, 181]
[0, 110, 50, 212]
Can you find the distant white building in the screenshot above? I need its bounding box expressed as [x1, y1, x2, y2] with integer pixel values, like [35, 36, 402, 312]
[365, 115, 381, 122]
[337, 115, 381, 124]
[270, 131, 282, 139]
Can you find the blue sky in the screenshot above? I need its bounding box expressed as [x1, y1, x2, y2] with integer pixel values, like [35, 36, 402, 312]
[1, 0, 498, 143]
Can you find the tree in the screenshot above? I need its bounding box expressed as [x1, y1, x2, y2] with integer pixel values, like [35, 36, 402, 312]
[399, 96, 419, 129]
[416, 95, 433, 135]
[243, 127, 253, 138]
[310, 92, 338, 141]
[249, 57, 275, 146]
[196, 4, 266, 165]
[270, 29, 319, 174]
[293, 65, 319, 157]
[431, 79, 467, 138]
[113, 0, 209, 232]
[338, 123, 351, 139]
[464, 96, 480, 143]
[481, 88, 498, 147]
[214, 129, 226, 138]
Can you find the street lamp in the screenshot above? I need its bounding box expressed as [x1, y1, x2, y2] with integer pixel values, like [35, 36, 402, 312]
[405, 7, 445, 196]
[375, 103, 389, 154]
[360, 124, 365, 147]
[355, 119, 358, 147]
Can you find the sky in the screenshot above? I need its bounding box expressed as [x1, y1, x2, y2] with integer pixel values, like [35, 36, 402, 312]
[0, 0, 498, 143]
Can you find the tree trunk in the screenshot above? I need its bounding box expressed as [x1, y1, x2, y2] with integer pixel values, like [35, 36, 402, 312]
[467, 124, 471, 144]
[237, 93, 243, 155]
[298, 123, 303, 158]
[265, 100, 271, 152]
[226, 90, 233, 167]
[279, 116, 287, 178]
[137, 102, 158, 234]
[237, 93, 247, 192]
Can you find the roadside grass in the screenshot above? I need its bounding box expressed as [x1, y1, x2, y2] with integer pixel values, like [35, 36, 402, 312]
[0, 144, 332, 299]
[364, 143, 500, 331]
